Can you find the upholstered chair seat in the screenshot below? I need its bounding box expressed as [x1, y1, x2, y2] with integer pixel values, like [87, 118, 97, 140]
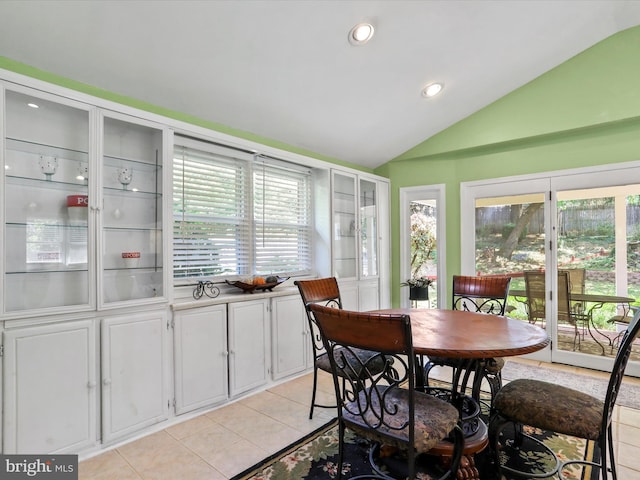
[344, 387, 460, 452]
[315, 347, 387, 379]
[489, 307, 640, 479]
[493, 379, 603, 440]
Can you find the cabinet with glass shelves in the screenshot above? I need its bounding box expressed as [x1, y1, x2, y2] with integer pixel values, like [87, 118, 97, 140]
[331, 172, 358, 279]
[100, 115, 164, 306]
[3, 89, 91, 313]
[330, 170, 386, 310]
[331, 171, 380, 281]
[1, 86, 167, 316]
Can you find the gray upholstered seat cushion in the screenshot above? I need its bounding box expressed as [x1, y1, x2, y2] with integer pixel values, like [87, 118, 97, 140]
[493, 379, 603, 440]
[343, 387, 459, 453]
[316, 347, 386, 377]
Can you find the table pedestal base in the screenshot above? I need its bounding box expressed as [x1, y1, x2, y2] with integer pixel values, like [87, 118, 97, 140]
[429, 420, 489, 480]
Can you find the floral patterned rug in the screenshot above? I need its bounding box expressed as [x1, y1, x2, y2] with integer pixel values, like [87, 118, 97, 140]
[231, 418, 597, 480]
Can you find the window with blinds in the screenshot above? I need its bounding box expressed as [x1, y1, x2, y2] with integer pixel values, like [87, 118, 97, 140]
[254, 156, 312, 275]
[173, 137, 312, 281]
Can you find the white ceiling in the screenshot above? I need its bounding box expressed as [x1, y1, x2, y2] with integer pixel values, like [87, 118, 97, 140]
[1, 1, 640, 169]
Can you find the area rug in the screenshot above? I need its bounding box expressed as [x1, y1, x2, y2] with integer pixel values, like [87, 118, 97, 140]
[500, 361, 640, 410]
[231, 417, 596, 480]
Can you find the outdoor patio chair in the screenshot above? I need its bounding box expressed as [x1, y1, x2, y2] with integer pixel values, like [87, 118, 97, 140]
[524, 270, 588, 350]
[310, 303, 464, 480]
[561, 267, 587, 336]
[295, 277, 386, 419]
[422, 274, 511, 406]
[489, 306, 640, 479]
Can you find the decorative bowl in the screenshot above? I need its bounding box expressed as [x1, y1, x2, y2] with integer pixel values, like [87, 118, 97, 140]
[225, 276, 289, 294]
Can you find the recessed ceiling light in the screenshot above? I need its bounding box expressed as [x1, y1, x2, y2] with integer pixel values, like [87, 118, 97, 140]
[349, 23, 374, 46]
[27, 102, 39, 109]
[421, 83, 444, 98]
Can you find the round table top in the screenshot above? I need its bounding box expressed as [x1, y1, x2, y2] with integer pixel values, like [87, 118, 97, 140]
[373, 308, 550, 359]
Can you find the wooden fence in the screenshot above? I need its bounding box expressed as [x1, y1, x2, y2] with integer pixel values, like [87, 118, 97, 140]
[476, 204, 640, 238]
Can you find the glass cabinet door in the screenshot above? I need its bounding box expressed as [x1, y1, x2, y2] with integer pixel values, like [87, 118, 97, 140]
[332, 172, 357, 279]
[3, 88, 91, 313]
[359, 178, 378, 278]
[100, 114, 164, 305]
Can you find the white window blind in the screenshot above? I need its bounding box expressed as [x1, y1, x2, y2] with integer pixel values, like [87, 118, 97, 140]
[254, 156, 312, 275]
[173, 137, 313, 281]
[173, 139, 251, 279]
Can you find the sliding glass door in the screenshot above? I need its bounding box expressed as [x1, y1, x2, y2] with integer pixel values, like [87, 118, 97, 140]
[551, 171, 640, 373]
[462, 165, 640, 375]
[462, 178, 551, 362]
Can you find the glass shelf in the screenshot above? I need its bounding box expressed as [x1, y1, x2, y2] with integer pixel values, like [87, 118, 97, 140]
[6, 137, 89, 157]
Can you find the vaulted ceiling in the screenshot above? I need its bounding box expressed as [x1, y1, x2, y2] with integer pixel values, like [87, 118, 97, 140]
[1, 1, 640, 169]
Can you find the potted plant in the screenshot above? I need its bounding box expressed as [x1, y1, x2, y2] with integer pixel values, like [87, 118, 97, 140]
[401, 277, 434, 301]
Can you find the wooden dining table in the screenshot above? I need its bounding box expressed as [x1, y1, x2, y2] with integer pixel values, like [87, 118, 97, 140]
[370, 308, 550, 480]
[374, 307, 550, 359]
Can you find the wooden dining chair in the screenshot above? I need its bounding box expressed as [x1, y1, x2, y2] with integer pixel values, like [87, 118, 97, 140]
[295, 277, 385, 419]
[309, 303, 464, 480]
[489, 306, 640, 479]
[423, 274, 511, 406]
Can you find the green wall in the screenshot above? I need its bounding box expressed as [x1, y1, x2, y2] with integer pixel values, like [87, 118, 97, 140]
[376, 25, 640, 307]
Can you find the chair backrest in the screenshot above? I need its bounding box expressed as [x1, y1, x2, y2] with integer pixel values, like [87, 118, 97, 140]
[452, 275, 511, 314]
[524, 270, 573, 324]
[556, 271, 573, 323]
[602, 306, 640, 434]
[309, 303, 415, 436]
[294, 277, 343, 355]
[561, 268, 586, 315]
[561, 268, 585, 295]
[523, 270, 546, 323]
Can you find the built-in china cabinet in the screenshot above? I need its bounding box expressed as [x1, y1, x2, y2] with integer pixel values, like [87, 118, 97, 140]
[1, 83, 170, 454]
[0, 70, 390, 457]
[331, 170, 389, 311]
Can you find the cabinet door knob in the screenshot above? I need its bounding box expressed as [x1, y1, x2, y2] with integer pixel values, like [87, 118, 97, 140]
[87, 381, 97, 389]
[223, 351, 229, 357]
[103, 378, 112, 386]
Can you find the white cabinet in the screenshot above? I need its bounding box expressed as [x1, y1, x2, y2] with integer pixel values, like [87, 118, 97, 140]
[99, 113, 166, 307]
[331, 170, 389, 310]
[2, 87, 92, 314]
[101, 311, 168, 443]
[339, 281, 359, 311]
[358, 280, 380, 312]
[3, 319, 97, 453]
[228, 300, 269, 397]
[1, 85, 168, 317]
[174, 305, 228, 414]
[271, 295, 310, 380]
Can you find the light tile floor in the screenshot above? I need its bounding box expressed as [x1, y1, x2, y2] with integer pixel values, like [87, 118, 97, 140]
[79, 358, 640, 479]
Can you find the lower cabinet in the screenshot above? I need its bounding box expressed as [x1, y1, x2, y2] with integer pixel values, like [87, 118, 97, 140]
[228, 299, 270, 397]
[173, 305, 228, 415]
[101, 311, 169, 444]
[339, 281, 359, 310]
[3, 318, 97, 454]
[271, 295, 310, 380]
[358, 280, 380, 312]
[338, 279, 380, 311]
